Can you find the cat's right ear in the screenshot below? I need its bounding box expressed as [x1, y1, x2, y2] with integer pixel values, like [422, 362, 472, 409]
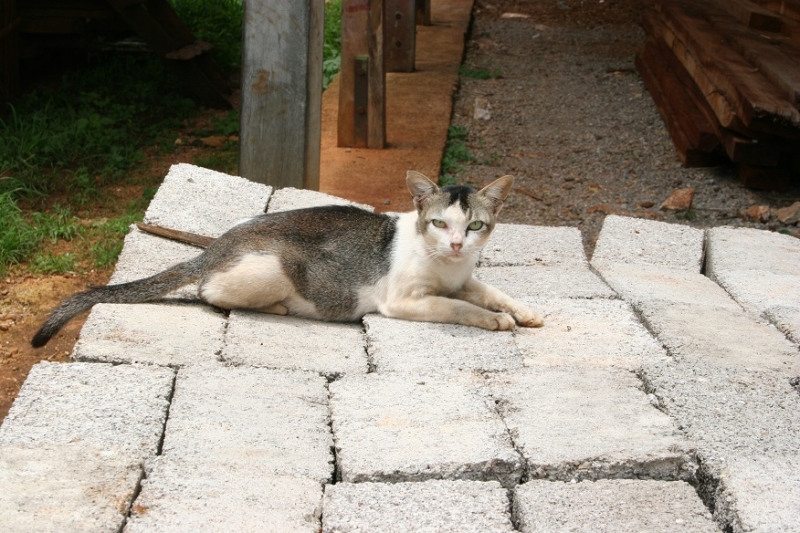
[406, 171, 439, 212]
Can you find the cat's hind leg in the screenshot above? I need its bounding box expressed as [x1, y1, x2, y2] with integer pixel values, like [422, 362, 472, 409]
[199, 254, 293, 313]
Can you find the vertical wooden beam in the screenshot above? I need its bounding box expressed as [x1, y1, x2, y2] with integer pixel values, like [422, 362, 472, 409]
[415, 0, 431, 26]
[338, 0, 385, 148]
[385, 0, 415, 72]
[240, 0, 324, 190]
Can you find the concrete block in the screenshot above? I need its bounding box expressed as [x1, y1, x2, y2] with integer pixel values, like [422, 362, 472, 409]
[322, 480, 515, 533]
[639, 359, 800, 471]
[513, 479, 718, 533]
[161, 366, 333, 483]
[73, 303, 226, 367]
[489, 367, 695, 482]
[267, 187, 374, 213]
[594, 262, 741, 310]
[715, 455, 800, 533]
[0, 362, 174, 459]
[222, 311, 367, 376]
[0, 445, 142, 533]
[706, 226, 800, 277]
[329, 373, 523, 487]
[475, 265, 616, 300]
[591, 215, 705, 272]
[513, 298, 667, 369]
[110, 227, 200, 300]
[765, 306, 800, 345]
[364, 314, 521, 374]
[125, 457, 322, 533]
[144, 163, 272, 237]
[480, 224, 587, 267]
[712, 269, 800, 319]
[637, 301, 798, 374]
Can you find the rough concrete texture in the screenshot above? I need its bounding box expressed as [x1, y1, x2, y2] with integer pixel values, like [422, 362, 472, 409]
[636, 300, 798, 374]
[513, 297, 667, 369]
[489, 367, 695, 482]
[161, 366, 333, 483]
[0, 445, 142, 533]
[475, 264, 617, 300]
[480, 224, 587, 267]
[706, 226, 800, 277]
[73, 303, 226, 367]
[329, 373, 523, 487]
[267, 186, 374, 213]
[0, 362, 174, 459]
[322, 480, 514, 533]
[590, 215, 705, 272]
[712, 269, 800, 319]
[109, 227, 201, 300]
[513, 479, 718, 533]
[364, 314, 521, 374]
[222, 311, 367, 376]
[125, 458, 322, 533]
[593, 262, 741, 311]
[143, 163, 272, 237]
[765, 305, 800, 344]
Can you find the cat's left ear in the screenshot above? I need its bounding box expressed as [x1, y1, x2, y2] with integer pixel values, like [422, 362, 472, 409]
[478, 175, 514, 214]
[406, 170, 439, 212]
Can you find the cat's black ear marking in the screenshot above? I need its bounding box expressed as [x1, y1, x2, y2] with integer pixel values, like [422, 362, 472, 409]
[479, 175, 514, 214]
[406, 171, 439, 211]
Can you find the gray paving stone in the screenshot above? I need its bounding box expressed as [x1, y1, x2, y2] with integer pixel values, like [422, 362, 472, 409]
[0, 362, 174, 459]
[765, 306, 800, 345]
[480, 224, 587, 267]
[0, 445, 142, 533]
[222, 311, 367, 376]
[712, 269, 800, 319]
[110, 227, 200, 300]
[267, 186, 374, 213]
[513, 479, 718, 533]
[125, 457, 322, 533]
[591, 215, 705, 272]
[593, 262, 741, 310]
[73, 303, 226, 367]
[715, 455, 800, 533]
[144, 163, 272, 237]
[706, 226, 800, 277]
[329, 373, 523, 487]
[364, 314, 520, 374]
[637, 300, 798, 374]
[489, 367, 695, 482]
[475, 264, 616, 299]
[322, 480, 514, 533]
[161, 366, 333, 483]
[513, 298, 667, 369]
[639, 359, 800, 471]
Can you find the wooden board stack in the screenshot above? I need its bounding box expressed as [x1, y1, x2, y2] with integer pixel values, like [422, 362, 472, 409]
[637, 0, 800, 190]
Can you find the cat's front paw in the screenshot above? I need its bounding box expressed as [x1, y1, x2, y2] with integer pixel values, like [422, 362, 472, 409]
[485, 312, 515, 331]
[515, 308, 544, 328]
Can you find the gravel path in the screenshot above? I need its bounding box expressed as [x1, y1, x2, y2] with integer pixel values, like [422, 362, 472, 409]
[450, 0, 800, 256]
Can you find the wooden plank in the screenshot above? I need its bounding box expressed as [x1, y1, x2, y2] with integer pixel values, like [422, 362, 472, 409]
[710, 0, 783, 31]
[723, 132, 782, 166]
[657, 1, 800, 137]
[338, 0, 385, 148]
[751, 0, 800, 22]
[240, 0, 324, 189]
[737, 162, 792, 190]
[385, 0, 415, 72]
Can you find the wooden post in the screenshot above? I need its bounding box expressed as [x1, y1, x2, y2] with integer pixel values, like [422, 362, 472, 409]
[385, 0, 415, 72]
[240, 0, 324, 189]
[338, 0, 385, 148]
[415, 0, 431, 26]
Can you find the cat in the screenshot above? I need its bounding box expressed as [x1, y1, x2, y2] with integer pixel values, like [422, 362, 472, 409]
[31, 171, 543, 347]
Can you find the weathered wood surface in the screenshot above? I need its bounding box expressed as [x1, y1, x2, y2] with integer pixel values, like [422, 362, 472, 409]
[240, 0, 324, 189]
[338, 0, 385, 148]
[385, 0, 416, 72]
[752, 0, 800, 22]
[712, 0, 783, 31]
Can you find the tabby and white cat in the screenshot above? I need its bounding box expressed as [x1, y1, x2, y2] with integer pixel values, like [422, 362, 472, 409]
[32, 171, 543, 347]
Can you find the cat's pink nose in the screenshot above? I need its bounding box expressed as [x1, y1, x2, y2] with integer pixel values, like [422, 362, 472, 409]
[451, 242, 463, 251]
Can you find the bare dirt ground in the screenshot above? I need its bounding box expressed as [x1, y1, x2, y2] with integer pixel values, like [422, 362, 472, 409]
[3, 0, 799, 421]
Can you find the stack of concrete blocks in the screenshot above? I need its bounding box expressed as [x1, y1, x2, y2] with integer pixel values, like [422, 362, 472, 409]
[0, 163, 796, 532]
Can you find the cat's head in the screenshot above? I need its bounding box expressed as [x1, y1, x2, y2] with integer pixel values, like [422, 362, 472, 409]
[406, 171, 513, 261]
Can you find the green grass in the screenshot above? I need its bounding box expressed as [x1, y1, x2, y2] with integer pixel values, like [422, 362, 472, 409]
[169, 0, 244, 73]
[324, 0, 343, 90]
[459, 65, 502, 80]
[440, 126, 474, 186]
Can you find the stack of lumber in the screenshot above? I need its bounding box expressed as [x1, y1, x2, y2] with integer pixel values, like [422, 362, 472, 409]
[637, 0, 800, 190]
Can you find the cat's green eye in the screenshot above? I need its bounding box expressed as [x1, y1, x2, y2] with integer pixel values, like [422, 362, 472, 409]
[432, 219, 447, 228]
[468, 220, 484, 231]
